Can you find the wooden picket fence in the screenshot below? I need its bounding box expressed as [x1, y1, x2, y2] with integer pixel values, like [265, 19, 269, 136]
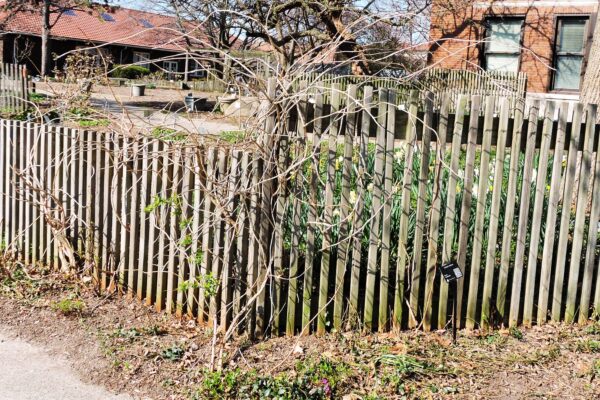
[0, 64, 29, 113]
[295, 68, 527, 111]
[1, 84, 599, 337]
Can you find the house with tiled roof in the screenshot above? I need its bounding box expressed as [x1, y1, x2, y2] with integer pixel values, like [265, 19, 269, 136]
[0, 3, 209, 78]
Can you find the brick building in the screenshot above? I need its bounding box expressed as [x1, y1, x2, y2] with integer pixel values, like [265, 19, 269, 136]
[429, 0, 599, 97]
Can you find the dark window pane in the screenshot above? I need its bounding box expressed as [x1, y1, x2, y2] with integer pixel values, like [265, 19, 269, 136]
[554, 55, 583, 90]
[558, 20, 586, 53]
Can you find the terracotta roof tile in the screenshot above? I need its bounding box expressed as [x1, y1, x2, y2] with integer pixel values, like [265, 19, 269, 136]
[1, 5, 206, 52]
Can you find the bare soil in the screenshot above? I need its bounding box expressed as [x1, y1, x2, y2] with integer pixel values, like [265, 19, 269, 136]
[0, 266, 598, 399]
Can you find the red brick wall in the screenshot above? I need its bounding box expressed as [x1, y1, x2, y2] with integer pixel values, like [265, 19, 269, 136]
[429, 1, 597, 93]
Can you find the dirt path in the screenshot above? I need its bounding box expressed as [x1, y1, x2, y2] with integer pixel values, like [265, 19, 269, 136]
[0, 330, 135, 400]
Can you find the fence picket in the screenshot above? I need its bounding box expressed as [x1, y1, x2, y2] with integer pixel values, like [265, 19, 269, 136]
[364, 88, 388, 331]
[334, 84, 357, 331]
[349, 86, 372, 328]
[481, 97, 510, 329]
[565, 104, 597, 323]
[465, 96, 495, 330]
[537, 103, 568, 324]
[509, 101, 541, 327]
[579, 111, 600, 323]
[317, 84, 341, 335]
[497, 102, 525, 320]
[302, 90, 324, 334]
[456, 96, 482, 327]
[552, 104, 584, 321]
[522, 102, 556, 326]
[395, 91, 419, 329]
[438, 96, 467, 328]
[379, 88, 397, 331]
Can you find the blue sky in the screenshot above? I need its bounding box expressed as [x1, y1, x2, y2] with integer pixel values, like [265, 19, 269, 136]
[115, 0, 147, 10]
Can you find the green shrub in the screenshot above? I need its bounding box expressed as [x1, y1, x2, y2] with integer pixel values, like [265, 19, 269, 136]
[111, 64, 151, 79]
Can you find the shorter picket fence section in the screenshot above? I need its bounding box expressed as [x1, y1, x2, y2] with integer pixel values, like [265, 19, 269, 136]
[0, 64, 29, 113]
[1, 85, 599, 338]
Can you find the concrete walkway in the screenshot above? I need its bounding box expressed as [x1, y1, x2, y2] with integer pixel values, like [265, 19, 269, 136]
[0, 332, 133, 400]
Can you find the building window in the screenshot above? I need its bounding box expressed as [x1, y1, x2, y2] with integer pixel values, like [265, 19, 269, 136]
[133, 51, 150, 67]
[484, 18, 523, 73]
[553, 17, 588, 91]
[189, 59, 207, 77]
[163, 61, 179, 80]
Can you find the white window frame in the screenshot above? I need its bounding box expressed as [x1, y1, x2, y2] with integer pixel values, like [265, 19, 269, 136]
[483, 18, 524, 73]
[132, 51, 150, 67]
[163, 61, 179, 80]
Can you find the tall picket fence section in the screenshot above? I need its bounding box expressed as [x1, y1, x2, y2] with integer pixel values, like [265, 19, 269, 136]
[1, 86, 600, 337]
[0, 64, 29, 113]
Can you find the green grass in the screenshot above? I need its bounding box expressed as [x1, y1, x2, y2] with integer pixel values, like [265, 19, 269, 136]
[51, 295, 86, 315]
[78, 119, 110, 128]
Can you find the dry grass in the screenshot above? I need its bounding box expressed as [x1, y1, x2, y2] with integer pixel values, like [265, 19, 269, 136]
[1, 264, 599, 399]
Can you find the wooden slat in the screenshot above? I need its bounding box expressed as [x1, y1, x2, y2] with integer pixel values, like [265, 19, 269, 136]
[144, 140, 160, 302]
[497, 101, 525, 320]
[378, 88, 397, 331]
[348, 86, 372, 328]
[481, 97, 510, 329]
[209, 149, 226, 325]
[318, 84, 342, 335]
[394, 90, 419, 329]
[552, 104, 584, 321]
[465, 96, 495, 330]
[508, 100, 540, 327]
[364, 88, 388, 331]
[136, 137, 150, 300]
[423, 93, 448, 331]
[246, 154, 260, 337]
[565, 104, 597, 323]
[127, 139, 140, 299]
[271, 123, 290, 334]
[23, 122, 32, 263]
[234, 151, 250, 333]
[335, 84, 357, 330]
[187, 148, 204, 318]
[155, 141, 171, 310]
[438, 95, 467, 328]
[255, 78, 277, 338]
[285, 87, 312, 336]
[455, 96, 482, 327]
[176, 147, 193, 317]
[408, 93, 433, 329]
[537, 102, 569, 324]
[579, 106, 600, 323]
[522, 102, 556, 326]
[220, 150, 241, 331]
[302, 90, 324, 334]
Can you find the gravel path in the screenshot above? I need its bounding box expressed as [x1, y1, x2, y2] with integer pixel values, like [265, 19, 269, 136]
[0, 331, 134, 400]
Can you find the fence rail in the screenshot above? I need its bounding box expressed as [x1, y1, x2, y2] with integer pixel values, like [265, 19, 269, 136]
[1, 85, 599, 337]
[0, 63, 29, 113]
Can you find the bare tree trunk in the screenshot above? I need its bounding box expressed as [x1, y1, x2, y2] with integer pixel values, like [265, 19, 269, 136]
[40, 0, 51, 77]
[581, 11, 600, 104]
